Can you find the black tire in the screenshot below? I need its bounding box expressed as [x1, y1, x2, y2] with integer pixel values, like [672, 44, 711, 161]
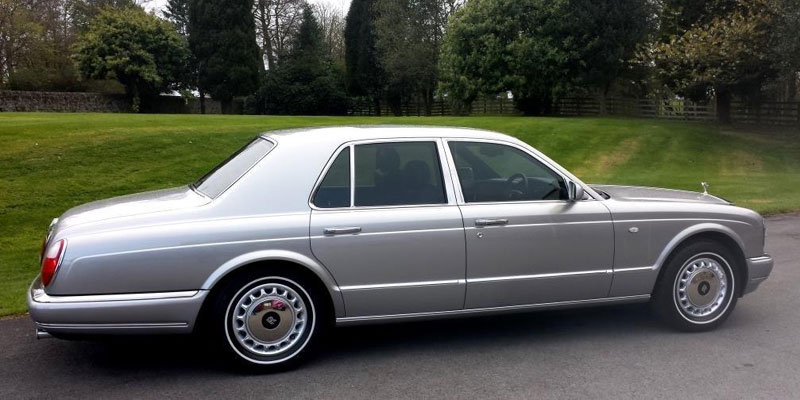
[207, 269, 328, 372]
[651, 240, 741, 332]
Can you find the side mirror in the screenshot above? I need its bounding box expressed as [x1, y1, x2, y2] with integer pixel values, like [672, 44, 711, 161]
[567, 181, 584, 202]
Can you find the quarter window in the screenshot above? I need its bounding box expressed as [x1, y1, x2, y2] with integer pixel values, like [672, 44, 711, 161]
[354, 142, 446, 207]
[449, 141, 567, 202]
[313, 147, 351, 208]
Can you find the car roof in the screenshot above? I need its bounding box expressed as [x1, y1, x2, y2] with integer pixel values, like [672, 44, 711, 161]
[260, 125, 517, 144]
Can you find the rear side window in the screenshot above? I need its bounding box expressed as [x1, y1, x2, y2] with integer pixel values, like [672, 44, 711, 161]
[354, 142, 446, 207]
[313, 147, 351, 208]
[193, 137, 274, 198]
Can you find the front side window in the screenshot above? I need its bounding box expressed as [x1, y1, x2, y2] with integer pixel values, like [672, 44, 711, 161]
[354, 141, 446, 207]
[193, 137, 274, 198]
[449, 141, 567, 203]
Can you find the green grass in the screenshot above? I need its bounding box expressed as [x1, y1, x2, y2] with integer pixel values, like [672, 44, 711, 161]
[1, 112, 799, 316]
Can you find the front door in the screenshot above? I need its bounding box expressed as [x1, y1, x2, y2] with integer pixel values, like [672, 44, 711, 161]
[446, 140, 614, 309]
[310, 140, 466, 318]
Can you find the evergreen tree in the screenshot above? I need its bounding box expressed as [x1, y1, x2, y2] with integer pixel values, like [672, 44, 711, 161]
[344, 0, 383, 113]
[164, 0, 189, 36]
[252, 6, 347, 115]
[188, 0, 261, 113]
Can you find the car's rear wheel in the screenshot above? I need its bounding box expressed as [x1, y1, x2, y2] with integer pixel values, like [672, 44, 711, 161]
[652, 240, 740, 331]
[208, 271, 326, 372]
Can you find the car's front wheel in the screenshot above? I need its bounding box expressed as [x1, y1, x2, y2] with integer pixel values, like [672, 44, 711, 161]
[209, 271, 325, 371]
[652, 240, 740, 331]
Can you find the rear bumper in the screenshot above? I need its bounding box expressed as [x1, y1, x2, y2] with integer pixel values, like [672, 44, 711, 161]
[743, 255, 773, 295]
[27, 277, 207, 336]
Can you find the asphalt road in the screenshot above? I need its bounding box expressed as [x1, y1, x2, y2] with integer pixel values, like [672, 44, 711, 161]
[2, 214, 799, 400]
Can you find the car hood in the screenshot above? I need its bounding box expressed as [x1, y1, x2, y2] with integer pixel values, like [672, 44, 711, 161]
[591, 184, 731, 205]
[56, 186, 211, 230]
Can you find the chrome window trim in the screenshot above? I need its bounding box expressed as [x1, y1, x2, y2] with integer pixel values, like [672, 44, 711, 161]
[442, 137, 597, 205]
[308, 137, 457, 211]
[195, 136, 277, 199]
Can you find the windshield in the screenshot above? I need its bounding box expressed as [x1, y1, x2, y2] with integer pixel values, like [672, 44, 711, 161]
[192, 137, 274, 198]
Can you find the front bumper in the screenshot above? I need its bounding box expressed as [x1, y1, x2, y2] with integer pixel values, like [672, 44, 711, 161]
[28, 277, 208, 336]
[743, 255, 774, 295]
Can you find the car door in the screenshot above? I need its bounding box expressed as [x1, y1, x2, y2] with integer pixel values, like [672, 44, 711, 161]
[310, 139, 466, 318]
[445, 140, 614, 309]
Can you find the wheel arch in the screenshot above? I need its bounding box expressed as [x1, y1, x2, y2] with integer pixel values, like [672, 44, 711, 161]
[200, 250, 345, 319]
[653, 223, 748, 290]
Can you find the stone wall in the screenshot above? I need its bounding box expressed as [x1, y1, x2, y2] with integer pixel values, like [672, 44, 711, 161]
[0, 90, 225, 114]
[0, 90, 130, 112]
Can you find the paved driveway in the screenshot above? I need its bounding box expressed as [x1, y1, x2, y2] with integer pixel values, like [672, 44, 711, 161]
[1, 214, 799, 399]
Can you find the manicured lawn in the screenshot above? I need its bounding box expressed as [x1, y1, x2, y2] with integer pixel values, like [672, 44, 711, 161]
[1, 112, 798, 316]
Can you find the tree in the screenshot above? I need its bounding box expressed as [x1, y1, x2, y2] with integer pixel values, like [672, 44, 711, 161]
[74, 7, 188, 111]
[189, 0, 261, 113]
[1, 0, 84, 91]
[440, 0, 652, 115]
[344, 0, 383, 113]
[312, 2, 345, 64]
[253, 0, 304, 70]
[69, 0, 138, 32]
[252, 6, 347, 115]
[648, 0, 800, 122]
[374, 0, 463, 115]
[163, 0, 189, 36]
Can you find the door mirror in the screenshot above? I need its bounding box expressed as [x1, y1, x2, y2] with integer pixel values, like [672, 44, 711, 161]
[567, 181, 585, 201]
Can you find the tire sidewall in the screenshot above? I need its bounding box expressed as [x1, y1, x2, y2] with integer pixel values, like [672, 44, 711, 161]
[209, 270, 326, 372]
[654, 241, 741, 331]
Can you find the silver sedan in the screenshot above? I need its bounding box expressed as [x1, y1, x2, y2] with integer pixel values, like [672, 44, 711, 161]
[28, 126, 773, 371]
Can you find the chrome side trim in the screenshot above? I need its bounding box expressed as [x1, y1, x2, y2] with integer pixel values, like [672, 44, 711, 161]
[74, 236, 307, 261]
[613, 218, 751, 226]
[31, 289, 200, 303]
[336, 294, 651, 325]
[36, 322, 188, 330]
[340, 279, 465, 291]
[310, 226, 463, 240]
[613, 266, 654, 273]
[468, 269, 612, 283]
[747, 255, 773, 263]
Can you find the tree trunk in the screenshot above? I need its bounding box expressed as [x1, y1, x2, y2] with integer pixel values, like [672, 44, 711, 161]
[258, 0, 274, 70]
[199, 88, 206, 114]
[221, 99, 233, 115]
[373, 96, 381, 116]
[715, 86, 731, 124]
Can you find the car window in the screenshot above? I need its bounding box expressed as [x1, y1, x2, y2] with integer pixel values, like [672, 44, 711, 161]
[193, 137, 274, 199]
[449, 141, 567, 202]
[354, 142, 446, 207]
[313, 147, 351, 208]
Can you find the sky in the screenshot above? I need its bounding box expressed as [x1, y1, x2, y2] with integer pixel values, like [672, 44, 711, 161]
[144, 0, 352, 14]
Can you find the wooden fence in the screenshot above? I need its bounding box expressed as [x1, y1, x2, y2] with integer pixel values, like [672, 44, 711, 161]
[349, 96, 800, 126]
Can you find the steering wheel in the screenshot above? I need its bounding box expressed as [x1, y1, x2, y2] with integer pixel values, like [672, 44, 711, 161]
[506, 173, 528, 200]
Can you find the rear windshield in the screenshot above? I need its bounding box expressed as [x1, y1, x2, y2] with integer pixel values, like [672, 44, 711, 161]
[192, 137, 274, 198]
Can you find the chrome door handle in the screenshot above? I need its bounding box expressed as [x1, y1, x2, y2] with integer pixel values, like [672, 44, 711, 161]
[323, 227, 362, 235]
[475, 218, 509, 227]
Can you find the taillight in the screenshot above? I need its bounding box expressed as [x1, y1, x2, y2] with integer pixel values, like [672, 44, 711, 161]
[41, 239, 65, 286]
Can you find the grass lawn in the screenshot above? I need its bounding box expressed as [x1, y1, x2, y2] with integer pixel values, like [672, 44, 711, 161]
[1, 112, 799, 316]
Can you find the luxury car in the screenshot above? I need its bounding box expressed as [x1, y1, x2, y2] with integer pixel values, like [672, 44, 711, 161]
[28, 126, 773, 371]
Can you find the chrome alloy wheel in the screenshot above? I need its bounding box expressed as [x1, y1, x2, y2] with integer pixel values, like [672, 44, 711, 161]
[674, 254, 730, 319]
[228, 281, 311, 358]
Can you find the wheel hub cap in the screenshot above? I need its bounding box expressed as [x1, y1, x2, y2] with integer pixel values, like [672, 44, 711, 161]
[231, 283, 307, 356]
[675, 257, 728, 318]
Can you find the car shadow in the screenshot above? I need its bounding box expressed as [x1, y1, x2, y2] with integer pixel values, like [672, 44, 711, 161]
[47, 303, 660, 376]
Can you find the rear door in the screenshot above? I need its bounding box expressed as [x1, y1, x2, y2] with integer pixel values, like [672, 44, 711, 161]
[310, 139, 467, 318]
